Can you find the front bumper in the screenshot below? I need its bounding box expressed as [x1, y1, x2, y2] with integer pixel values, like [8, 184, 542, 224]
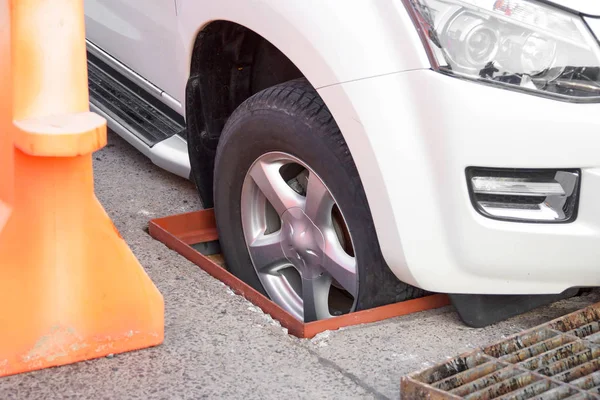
[318, 69, 600, 295]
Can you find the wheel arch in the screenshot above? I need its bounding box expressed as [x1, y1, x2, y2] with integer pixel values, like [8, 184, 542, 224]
[178, 1, 430, 207]
[184, 20, 311, 207]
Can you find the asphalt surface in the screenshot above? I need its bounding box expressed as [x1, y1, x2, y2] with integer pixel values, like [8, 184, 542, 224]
[2, 130, 600, 400]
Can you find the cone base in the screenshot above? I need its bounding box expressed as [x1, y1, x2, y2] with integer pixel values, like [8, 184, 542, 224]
[0, 151, 164, 377]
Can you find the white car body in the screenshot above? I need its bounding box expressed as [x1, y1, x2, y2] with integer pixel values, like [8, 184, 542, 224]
[84, 0, 600, 295]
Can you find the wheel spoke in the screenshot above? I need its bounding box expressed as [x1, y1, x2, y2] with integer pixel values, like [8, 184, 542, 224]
[321, 232, 358, 297]
[248, 231, 288, 274]
[249, 160, 305, 215]
[302, 274, 332, 322]
[304, 171, 334, 229]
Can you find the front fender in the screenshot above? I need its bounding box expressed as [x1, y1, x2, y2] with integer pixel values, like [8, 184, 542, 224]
[175, 0, 431, 102]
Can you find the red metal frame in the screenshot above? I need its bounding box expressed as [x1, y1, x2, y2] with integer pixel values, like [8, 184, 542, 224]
[149, 209, 450, 339]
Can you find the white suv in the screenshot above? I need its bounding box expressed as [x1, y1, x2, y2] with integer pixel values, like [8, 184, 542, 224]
[84, 0, 600, 325]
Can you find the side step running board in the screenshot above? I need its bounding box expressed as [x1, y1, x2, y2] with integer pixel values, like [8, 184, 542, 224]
[86, 50, 191, 179]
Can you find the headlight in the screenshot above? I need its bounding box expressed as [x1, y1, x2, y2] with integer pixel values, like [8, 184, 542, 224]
[404, 0, 600, 100]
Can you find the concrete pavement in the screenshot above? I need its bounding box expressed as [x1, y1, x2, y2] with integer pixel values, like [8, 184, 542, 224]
[1, 131, 599, 400]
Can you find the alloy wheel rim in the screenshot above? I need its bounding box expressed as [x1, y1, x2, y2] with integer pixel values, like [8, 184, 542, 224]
[240, 152, 358, 322]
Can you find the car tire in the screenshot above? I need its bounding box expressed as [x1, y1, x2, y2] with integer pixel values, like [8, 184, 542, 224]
[212, 78, 425, 321]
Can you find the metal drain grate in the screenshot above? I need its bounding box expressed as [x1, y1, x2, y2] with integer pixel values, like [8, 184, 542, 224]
[401, 303, 600, 400]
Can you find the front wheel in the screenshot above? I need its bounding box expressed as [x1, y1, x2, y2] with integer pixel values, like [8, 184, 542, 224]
[212, 78, 424, 322]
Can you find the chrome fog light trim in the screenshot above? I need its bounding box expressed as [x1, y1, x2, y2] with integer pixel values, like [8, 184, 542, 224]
[471, 177, 566, 197]
[466, 168, 580, 223]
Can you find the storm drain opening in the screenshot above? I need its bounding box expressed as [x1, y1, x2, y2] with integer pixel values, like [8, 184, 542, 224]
[401, 303, 600, 400]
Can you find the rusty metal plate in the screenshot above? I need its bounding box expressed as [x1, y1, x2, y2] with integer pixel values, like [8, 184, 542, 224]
[148, 209, 451, 339]
[401, 303, 600, 400]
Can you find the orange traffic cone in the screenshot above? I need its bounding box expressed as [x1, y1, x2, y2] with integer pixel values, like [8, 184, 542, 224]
[0, 0, 164, 377]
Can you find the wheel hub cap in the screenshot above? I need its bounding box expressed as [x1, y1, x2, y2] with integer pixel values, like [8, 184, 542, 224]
[281, 208, 324, 279]
[240, 152, 358, 322]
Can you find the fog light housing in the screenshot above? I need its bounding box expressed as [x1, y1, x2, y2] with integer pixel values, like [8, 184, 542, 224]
[466, 168, 580, 223]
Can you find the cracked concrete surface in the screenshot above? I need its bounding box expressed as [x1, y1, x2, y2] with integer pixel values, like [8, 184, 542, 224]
[1, 131, 598, 400]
